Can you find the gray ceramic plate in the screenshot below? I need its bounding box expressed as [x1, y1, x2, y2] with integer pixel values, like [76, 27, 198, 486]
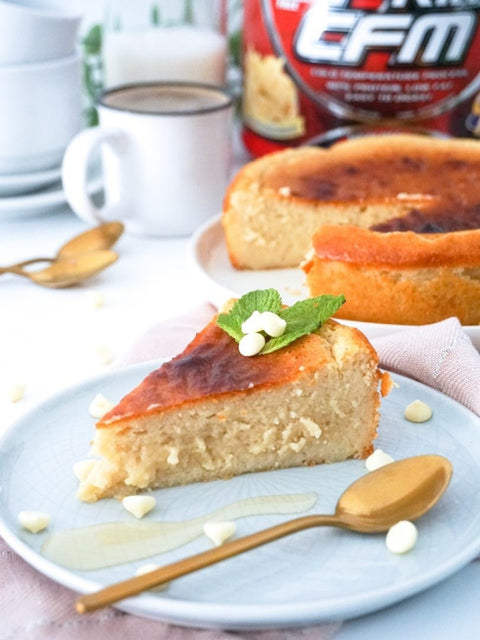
[1, 362, 480, 629]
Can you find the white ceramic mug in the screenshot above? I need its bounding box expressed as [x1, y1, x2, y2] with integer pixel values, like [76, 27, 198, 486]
[62, 82, 234, 236]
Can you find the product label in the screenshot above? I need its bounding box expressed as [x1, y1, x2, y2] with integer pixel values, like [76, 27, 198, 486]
[242, 0, 480, 154]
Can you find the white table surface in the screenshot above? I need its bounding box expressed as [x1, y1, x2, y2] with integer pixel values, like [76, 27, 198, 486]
[1, 156, 480, 639]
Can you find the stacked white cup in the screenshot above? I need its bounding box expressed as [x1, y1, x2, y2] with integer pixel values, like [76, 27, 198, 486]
[0, 0, 83, 196]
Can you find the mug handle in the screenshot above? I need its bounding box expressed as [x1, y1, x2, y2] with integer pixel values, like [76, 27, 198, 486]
[62, 126, 129, 225]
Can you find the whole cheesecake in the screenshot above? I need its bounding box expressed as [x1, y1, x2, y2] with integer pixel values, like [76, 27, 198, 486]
[77, 307, 390, 502]
[222, 134, 480, 325]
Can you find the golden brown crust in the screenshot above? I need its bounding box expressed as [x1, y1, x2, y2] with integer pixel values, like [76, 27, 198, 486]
[309, 225, 480, 269]
[261, 135, 480, 215]
[303, 245, 480, 325]
[98, 317, 380, 428]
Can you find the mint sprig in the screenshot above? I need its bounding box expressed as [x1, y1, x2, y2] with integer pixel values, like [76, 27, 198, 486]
[216, 289, 345, 355]
[216, 289, 282, 342]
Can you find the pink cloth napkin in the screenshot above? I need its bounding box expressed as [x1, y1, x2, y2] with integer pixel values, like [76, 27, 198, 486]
[2, 306, 480, 640]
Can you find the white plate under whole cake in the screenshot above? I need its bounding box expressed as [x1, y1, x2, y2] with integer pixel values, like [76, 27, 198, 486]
[188, 215, 480, 351]
[1, 362, 480, 629]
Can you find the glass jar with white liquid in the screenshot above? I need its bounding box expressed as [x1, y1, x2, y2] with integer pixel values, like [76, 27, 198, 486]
[103, 0, 228, 89]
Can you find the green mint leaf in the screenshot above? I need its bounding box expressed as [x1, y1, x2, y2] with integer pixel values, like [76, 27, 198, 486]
[261, 294, 345, 354]
[216, 289, 282, 341]
[216, 289, 345, 354]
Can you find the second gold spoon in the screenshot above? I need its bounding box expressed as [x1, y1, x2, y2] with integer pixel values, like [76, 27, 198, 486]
[76, 454, 452, 614]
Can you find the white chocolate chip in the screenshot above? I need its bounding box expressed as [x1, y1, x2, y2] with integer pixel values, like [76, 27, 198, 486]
[7, 383, 26, 403]
[94, 344, 114, 365]
[386, 520, 418, 554]
[239, 332, 265, 356]
[88, 393, 114, 419]
[365, 449, 394, 471]
[85, 290, 105, 308]
[122, 495, 156, 519]
[404, 400, 432, 423]
[260, 311, 286, 337]
[18, 511, 50, 533]
[241, 311, 264, 334]
[135, 563, 168, 591]
[203, 521, 236, 546]
[73, 459, 96, 481]
[278, 186, 291, 196]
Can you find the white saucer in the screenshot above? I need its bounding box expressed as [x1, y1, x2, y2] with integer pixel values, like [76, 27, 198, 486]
[188, 214, 480, 351]
[0, 165, 62, 197]
[0, 173, 103, 219]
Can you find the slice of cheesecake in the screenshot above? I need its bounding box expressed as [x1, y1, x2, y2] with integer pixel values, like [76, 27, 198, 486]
[78, 312, 391, 502]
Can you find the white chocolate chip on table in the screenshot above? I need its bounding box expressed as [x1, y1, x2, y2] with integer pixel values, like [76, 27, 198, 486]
[6, 383, 26, 403]
[94, 344, 114, 366]
[365, 449, 394, 472]
[203, 521, 236, 546]
[404, 400, 433, 423]
[386, 520, 418, 554]
[122, 495, 156, 519]
[85, 290, 105, 308]
[18, 511, 50, 533]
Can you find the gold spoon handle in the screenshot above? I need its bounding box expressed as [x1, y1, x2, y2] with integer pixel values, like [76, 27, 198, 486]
[0, 258, 54, 275]
[76, 513, 341, 614]
[0, 265, 31, 277]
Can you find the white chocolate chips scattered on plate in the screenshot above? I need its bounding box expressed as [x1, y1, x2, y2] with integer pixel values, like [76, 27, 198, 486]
[365, 449, 394, 471]
[203, 521, 236, 546]
[89, 393, 114, 419]
[18, 511, 50, 534]
[122, 495, 156, 519]
[386, 520, 418, 554]
[404, 400, 433, 423]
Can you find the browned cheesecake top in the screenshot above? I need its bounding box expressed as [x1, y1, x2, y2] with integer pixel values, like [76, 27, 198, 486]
[262, 136, 480, 233]
[309, 225, 480, 268]
[98, 318, 377, 428]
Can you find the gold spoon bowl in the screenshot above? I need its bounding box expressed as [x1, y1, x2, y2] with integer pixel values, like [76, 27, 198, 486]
[76, 454, 452, 614]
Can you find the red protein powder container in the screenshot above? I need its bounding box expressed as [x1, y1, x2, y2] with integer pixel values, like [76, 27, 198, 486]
[242, 0, 480, 155]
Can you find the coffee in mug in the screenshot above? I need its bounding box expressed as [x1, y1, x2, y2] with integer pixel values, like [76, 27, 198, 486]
[62, 82, 233, 236]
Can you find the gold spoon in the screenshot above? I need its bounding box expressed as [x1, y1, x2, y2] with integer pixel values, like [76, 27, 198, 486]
[0, 221, 124, 272]
[1, 250, 118, 288]
[0, 222, 123, 288]
[76, 454, 452, 614]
